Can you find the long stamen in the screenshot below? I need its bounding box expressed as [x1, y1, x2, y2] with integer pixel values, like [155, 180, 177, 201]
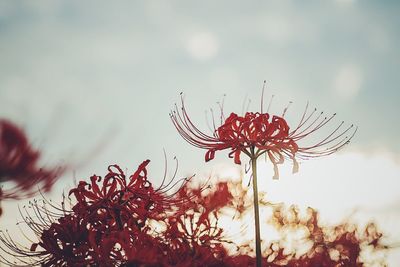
[261, 80, 266, 113]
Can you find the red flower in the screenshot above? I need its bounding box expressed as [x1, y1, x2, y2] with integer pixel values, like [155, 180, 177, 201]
[1, 160, 195, 266]
[171, 94, 356, 179]
[34, 215, 92, 267]
[69, 160, 189, 226]
[0, 119, 63, 200]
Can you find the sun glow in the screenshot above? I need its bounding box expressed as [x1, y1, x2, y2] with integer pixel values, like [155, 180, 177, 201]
[212, 152, 400, 261]
[214, 152, 400, 217]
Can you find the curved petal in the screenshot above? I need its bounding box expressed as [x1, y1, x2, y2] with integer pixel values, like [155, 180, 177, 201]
[205, 149, 215, 162]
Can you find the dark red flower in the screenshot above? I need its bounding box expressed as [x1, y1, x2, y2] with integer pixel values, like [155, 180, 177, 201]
[0, 160, 196, 266]
[0, 119, 64, 200]
[171, 94, 356, 179]
[69, 160, 190, 227]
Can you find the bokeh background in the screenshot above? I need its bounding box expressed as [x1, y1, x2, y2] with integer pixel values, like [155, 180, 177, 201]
[1, 0, 399, 265]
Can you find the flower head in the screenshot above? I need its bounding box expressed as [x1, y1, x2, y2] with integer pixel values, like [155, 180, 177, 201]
[69, 160, 183, 227]
[0, 119, 64, 200]
[171, 91, 356, 179]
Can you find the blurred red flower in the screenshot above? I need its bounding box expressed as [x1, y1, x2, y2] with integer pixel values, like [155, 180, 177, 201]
[0, 119, 63, 201]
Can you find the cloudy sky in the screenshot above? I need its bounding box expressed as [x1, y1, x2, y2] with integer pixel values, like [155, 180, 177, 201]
[1, 0, 399, 264]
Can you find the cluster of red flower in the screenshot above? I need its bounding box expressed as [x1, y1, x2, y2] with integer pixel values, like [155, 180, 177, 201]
[0, 161, 386, 266]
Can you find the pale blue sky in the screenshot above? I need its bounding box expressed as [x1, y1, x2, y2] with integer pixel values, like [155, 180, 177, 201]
[1, 0, 400, 263]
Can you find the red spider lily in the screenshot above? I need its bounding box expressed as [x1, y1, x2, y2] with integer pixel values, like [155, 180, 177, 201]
[171, 93, 357, 179]
[0, 160, 196, 266]
[69, 161, 171, 225]
[0, 119, 64, 200]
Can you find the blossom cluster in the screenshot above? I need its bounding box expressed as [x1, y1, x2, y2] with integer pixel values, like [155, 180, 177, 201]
[0, 161, 387, 266]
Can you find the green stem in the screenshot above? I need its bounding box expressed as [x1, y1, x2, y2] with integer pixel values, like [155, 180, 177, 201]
[251, 153, 262, 267]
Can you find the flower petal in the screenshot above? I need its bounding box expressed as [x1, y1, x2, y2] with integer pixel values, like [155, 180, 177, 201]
[233, 150, 242, 165]
[205, 149, 215, 162]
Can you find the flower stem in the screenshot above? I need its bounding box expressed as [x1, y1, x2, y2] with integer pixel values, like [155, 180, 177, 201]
[251, 155, 262, 267]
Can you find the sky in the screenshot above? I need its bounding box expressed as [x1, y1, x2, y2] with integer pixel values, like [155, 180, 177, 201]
[0, 0, 399, 265]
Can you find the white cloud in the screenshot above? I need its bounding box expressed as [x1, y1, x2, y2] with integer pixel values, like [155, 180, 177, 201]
[185, 31, 219, 61]
[333, 63, 363, 99]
